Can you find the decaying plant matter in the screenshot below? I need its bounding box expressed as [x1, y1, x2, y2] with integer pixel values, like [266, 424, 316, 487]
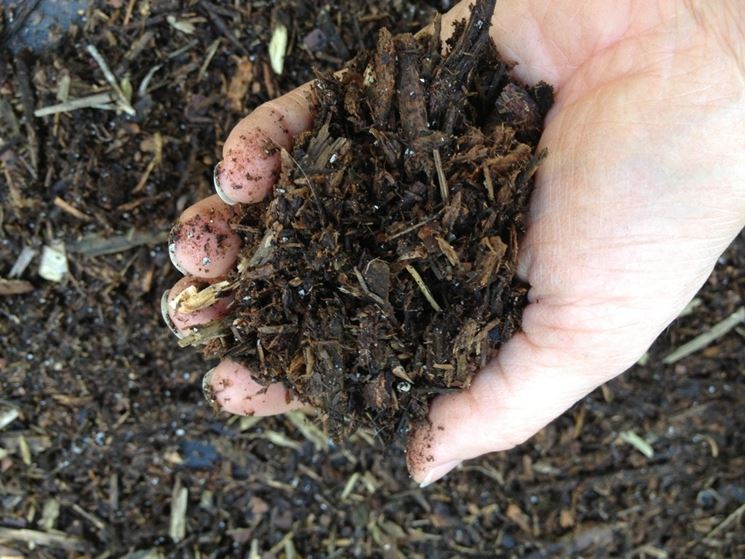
[198, 0, 553, 440]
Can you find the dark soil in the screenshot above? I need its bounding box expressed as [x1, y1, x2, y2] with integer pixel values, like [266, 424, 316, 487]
[1, 1, 743, 557]
[205, 0, 552, 441]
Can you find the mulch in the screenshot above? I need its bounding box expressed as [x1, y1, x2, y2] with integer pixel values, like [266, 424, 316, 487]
[0, 1, 743, 557]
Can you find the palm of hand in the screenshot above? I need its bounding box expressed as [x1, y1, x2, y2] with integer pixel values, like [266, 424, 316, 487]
[408, 0, 745, 483]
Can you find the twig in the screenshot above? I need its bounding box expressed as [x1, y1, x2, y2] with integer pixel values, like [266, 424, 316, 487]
[86, 45, 136, 115]
[663, 307, 745, 364]
[34, 92, 117, 117]
[14, 56, 38, 172]
[703, 503, 745, 543]
[281, 147, 327, 225]
[68, 502, 107, 532]
[0, 527, 87, 552]
[67, 230, 168, 257]
[352, 267, 397, 322]
[483, 162, 495, 202]
[384, 209, 444, 241]
[197, 39, 221, 81]
[122, 0, 137, 26]
[137, 65, 162, 98]
[405, 264, 442, 312]
[54, 196, 93, 222]
[132, 132, 163, 193]
[199, 0, 247, 55]
[0, 0, 43, 48]
[433, 148, 448, 202]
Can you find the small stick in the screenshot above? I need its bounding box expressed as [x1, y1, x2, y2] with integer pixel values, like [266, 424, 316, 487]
[703, 503, 745, 542]
[352, 267, 397, 323]
[53, 196, 93, 222]
[15, 57, 38, 171]
[483, 162, 495, 202]
[384, 209, 443, 241]
[34, 93, 116, 117]
[433, 148, 448, 202]
[86, 45, 136, 116]
[405, 264, 442, 312]
[200, 0, 247, 55]
[137, 64, 162, 98]
[197, 38, 221, 81]
[663, 306, 745, 364]
[123, 0, 137, 25]
[0, 527, 87, 552]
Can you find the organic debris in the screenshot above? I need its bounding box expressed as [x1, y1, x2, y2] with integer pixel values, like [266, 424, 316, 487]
[204, 0, 553, 440]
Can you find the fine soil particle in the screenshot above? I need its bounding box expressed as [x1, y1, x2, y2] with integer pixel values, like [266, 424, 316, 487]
[210, 0, 553, 441]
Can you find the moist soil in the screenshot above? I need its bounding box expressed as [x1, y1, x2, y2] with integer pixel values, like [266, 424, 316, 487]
[202, 0, 553, 441]
[1, 1, 743, 557]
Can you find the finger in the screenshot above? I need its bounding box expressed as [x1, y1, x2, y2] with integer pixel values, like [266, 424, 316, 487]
[169, 194, 241, 278]
[215, 83, 315, 205]
[161, 276, 231, 338]
[203, 358, 303, 416]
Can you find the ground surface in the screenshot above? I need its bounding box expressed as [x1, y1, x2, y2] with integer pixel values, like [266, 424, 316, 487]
[0, 1, 743, 557]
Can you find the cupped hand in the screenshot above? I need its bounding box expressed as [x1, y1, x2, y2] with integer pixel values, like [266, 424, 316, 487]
[164, 0, 745, 485]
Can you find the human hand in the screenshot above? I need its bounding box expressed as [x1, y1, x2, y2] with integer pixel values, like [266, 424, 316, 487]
[163, 0, 745, 485]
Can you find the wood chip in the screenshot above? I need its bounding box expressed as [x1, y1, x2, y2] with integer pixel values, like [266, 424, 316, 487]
[0, 279, 33, 295]
[169, 478, 188, 543]
[38, 242, 68, 283]
[227, 57, 255, 112]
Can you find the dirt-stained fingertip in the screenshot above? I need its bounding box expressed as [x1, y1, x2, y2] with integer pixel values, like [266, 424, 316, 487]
[168, 242, 187, 275]
[202, 367, 221, 411]
[213, 162, 237, 205]
[161, 289, 184, 339]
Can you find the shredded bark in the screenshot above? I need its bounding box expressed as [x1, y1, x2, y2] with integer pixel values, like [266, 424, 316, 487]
[209, 0, 553, 441]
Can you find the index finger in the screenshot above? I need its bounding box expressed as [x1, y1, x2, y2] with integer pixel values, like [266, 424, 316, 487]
[215, 83, 315, 205]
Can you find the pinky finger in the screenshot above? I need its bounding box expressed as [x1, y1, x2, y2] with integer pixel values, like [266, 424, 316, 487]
[203, 358, 304, 417]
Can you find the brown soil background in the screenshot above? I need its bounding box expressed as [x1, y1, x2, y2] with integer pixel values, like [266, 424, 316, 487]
[1, 1, 743, 557]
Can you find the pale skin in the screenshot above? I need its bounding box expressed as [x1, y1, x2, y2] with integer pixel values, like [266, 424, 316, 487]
[165, 0, 745, 485]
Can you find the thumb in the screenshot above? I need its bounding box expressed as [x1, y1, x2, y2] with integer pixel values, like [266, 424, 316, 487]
[406, 328, 634, 486]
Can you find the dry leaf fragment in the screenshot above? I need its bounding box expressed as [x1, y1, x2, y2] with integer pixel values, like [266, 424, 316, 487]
[269, 25, 288, 75]
[227, 57, 254, 112]
[38, 242, 68, 283]
[170, 281, 230, 314]
[166, 15, 196, 35]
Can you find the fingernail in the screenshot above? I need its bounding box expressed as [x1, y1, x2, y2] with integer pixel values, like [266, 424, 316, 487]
[202, 367, 220, 411]
[213, 162, 237, 205]
[161, 289, 183, 339]
[419, 459, 462, 488]
[168, 242, 187, 275]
